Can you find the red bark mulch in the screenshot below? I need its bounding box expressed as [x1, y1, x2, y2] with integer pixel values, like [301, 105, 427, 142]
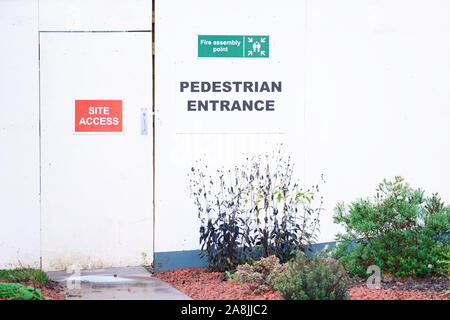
[0, 279, 66, 300]
[155, 267, 281, 300]
[348, 285, 448, 300]
[155, 267, 450, 300]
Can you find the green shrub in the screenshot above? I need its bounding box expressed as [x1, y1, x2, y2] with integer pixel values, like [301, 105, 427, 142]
[235, 255, 288, 293]
[441, 251, 450, 273]
[0, 267, 49, 285]
[332, 176, 450, 278]
[440, 251, 450, 295]
[0, 283, 50, 300]
[274, 252, 349, 300]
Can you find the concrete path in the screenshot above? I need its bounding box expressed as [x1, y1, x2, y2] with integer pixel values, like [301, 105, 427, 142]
[46, 266, 191, 300]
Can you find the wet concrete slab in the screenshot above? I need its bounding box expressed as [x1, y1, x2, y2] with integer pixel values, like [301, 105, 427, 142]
[46, 266, 191, 300]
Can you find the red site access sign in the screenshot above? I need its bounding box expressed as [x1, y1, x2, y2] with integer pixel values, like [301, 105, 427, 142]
[75, 100, 122, 132]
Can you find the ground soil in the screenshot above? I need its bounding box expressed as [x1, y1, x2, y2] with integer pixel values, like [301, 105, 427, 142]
[155, 267, 450, 300]
[155, 267, 281, 300]
[0, 279, 66, 300]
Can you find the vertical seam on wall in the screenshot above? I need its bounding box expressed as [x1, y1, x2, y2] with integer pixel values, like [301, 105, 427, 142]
[304, 0, 308, 183]
[152, 0, 156, 268]
[37, 0, 43, 270]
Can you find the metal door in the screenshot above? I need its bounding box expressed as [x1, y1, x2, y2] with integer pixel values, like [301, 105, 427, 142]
[40, 32, 153, 271]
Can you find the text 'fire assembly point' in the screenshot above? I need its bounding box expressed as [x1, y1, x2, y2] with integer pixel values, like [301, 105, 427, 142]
[198, 35, 269, 58]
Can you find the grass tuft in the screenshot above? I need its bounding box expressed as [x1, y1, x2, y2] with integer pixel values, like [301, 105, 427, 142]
[0, 267, 49, 285]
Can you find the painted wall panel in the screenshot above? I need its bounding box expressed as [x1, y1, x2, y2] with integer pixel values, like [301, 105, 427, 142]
[155, 0, 450, 258]
[305, 0, 450, 240]
[39, 0, 152, 31]
[155, 0, 307, 253]
[0, 0, 40, 269]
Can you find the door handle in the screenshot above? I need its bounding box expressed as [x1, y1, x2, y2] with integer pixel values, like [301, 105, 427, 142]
[141, 108, 148, 135]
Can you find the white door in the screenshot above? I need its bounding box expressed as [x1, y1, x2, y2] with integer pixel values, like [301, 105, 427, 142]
[40, 32, 153, 271]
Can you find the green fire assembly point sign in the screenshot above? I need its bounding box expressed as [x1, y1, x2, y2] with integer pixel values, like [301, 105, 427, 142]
[198, 35, 269, 58]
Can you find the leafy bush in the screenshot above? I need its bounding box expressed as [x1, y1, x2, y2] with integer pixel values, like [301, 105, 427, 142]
[440, 251, 450, 295]
[189, 149, 324, 271]
[235, 255, 288, 293]
[274, 252, 349, 300]
[0, 283, 50, 300]
[332, 176, 450, 278]
[441, 251, 450, 274]
[0, 267, 49, 285]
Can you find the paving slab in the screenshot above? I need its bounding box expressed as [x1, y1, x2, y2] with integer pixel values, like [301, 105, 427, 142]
[46, 266, 191, 300]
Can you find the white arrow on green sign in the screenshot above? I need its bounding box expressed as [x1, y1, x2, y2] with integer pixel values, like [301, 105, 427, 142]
[198, 35, 269, 58]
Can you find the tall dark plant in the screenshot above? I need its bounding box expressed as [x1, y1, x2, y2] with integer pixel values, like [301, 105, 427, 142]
[189, 148, 324, 271]
[242, 151, 323, 262]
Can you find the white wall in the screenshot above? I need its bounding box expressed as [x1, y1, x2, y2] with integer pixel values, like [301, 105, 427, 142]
[156, 0, 450, 255]
[155, 0, 307, 253]
[1, 0, 449, 269]
[0, 0, 153, 270]
[0, 0, 40, 269]
[305, 0, 450, 240]
[39, 0, 152, 31]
